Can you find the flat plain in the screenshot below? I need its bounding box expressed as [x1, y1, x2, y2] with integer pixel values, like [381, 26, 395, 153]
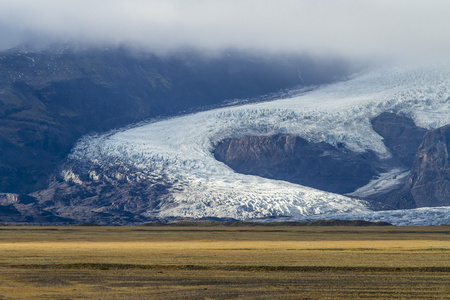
[0, 225, 448, 299]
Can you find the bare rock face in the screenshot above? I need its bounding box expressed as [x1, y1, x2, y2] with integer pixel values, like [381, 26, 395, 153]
[365, 112, 428, 209]
[214, 134, 381, 195]
[371, 112, 427, 167]
[407, 124, 450, 207]
[30, 162, 173, 225]
[214, 113, 450, 210]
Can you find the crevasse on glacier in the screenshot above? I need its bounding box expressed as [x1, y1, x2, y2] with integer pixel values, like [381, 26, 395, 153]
[68, 64, 450, 226]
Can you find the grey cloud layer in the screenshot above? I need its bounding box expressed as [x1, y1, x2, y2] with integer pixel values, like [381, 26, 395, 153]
[1, 0, 449, 59]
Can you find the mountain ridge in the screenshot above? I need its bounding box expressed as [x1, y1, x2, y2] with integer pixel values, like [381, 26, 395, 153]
[16, 64, 448, 226]
[0, 48, 449, 226]
[0, 47, 351, 194]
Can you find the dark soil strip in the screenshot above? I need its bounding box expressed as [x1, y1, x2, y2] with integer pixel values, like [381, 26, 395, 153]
[5, 264, 450, 273]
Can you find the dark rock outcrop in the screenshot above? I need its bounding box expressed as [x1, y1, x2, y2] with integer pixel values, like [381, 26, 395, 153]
[0, 193, 74, 224]
[406, 124, 450, 207]
[29, 161, 173, 225]
[214, 113, 449, 210]
[364, 112, 429, 209]
[214, 134, 381, 194]
[370, 123, 450, 209]
[371, 112, 427, 167]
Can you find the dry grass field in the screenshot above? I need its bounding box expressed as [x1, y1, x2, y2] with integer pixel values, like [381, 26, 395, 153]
[0, 224, 448, 299]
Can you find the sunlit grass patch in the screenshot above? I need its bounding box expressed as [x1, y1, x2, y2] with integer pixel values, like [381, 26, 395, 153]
[0, 225, 448, 298]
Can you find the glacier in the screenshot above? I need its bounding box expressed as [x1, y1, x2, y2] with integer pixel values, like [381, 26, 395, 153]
[68, 64, 450, 226]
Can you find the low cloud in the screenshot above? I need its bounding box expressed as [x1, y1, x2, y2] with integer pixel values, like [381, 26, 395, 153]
[1, 0, 449, 61]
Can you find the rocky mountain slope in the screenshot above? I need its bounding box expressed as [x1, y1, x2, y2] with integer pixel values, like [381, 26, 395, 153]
[214, 112, 437, 210]
[407, 124, 450, 207]
[0, 48, 449, 226]
[214, 134, 381, 195]
[6, 64, 445, 226]
[214, 113, 450, 209]
[371, 112, 428, 167]
[0, 47, 351, 195]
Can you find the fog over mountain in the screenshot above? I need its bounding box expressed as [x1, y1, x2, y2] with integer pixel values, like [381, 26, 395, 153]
[1, 0, 450, 61]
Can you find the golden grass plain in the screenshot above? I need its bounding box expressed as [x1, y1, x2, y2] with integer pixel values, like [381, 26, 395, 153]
[0, 225, 448, 299]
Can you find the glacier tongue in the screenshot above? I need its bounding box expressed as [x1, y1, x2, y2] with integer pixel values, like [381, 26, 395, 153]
[68, 64, 450, 225]
[347, 168, 410, 199]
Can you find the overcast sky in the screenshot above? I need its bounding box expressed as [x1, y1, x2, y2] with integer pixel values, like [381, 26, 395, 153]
[0, 0, 449, 61]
